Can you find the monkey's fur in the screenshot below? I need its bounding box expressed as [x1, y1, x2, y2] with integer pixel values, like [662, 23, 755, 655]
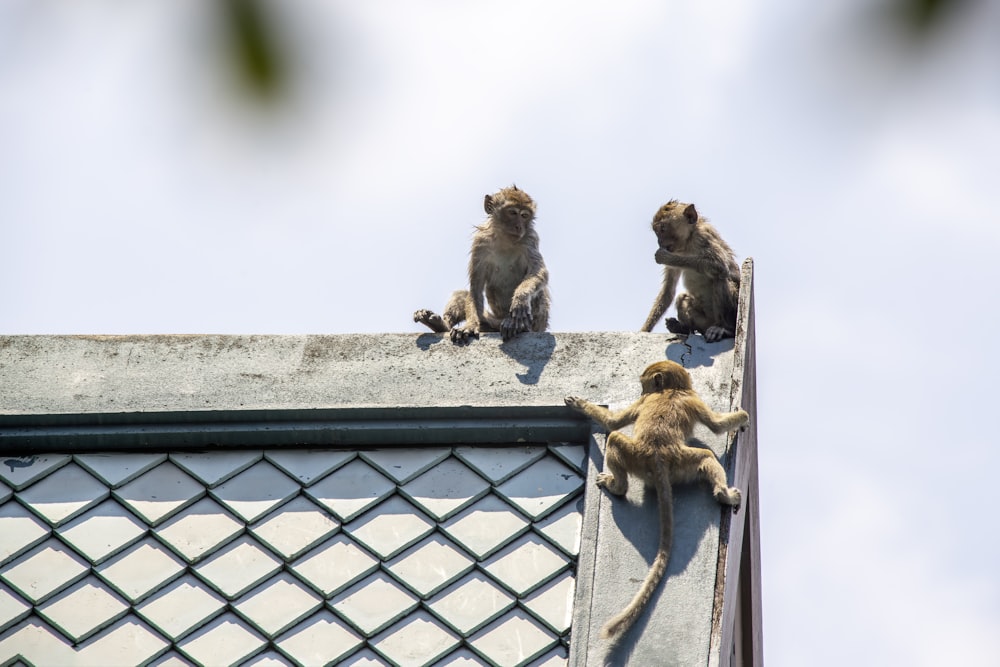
[564, 360, 748, 641]
[414, 185, 550, 343]
[640, 200, 740, 342]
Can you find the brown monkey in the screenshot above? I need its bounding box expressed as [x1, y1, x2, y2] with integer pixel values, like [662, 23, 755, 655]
[414, 185, 550, 343]
[640, 200, 740, 342]
[564, 360, 748, 641]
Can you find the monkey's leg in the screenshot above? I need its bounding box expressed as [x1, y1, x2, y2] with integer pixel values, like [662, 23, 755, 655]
[676, 293, 733, 342]
[596, 431, 631, 496]
[684, 448, 741, 509]
[671, 292, 707, 336]
[665, 293, 693, 335]
[441, 291, 470, 329]
[413, 309, 449, 333]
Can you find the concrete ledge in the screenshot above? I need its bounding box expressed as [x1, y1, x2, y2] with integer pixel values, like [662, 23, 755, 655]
[0, 332, 736, 416]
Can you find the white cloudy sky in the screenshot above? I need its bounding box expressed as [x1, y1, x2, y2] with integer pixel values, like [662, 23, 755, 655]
[3, 1, 1000, 664]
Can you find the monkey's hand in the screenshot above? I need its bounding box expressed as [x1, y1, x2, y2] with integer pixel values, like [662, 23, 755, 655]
[564, 396, 594, 415]
[449, 325, 479, 344]
[654, 247, 677, 265]
[503, 302, 533, 340]
[704, 325, 733, 343]
[733, 409, 750, 431]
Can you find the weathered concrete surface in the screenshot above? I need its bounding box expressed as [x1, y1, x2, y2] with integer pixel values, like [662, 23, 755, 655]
[0, 332, 734, 416]
[0, 329, 748, 667]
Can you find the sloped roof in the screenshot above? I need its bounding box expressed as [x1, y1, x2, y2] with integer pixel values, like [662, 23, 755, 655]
[0, 262, 760, 667]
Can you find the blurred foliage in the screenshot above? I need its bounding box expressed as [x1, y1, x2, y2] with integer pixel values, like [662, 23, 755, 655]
[886, 0, 978, 36]
[219, 0, 287, 102]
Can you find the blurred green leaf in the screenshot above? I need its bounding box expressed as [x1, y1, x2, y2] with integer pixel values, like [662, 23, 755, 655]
[220, 0, 286, 101]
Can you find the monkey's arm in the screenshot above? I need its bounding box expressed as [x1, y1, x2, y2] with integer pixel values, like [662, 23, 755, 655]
[690, 397, 749, 433]
[564, 396, 640, 431]
[655, 248, 730, 279]
[641, 267, 679, 332]
[505, 249, 548, 338]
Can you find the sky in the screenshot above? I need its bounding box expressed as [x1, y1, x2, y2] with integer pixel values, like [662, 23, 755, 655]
[3, 1, 1000, 664]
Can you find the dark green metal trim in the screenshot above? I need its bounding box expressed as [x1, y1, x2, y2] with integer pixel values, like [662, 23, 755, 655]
[0, 405, 591, 453]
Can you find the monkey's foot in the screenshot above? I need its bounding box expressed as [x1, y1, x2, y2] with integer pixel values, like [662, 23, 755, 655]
[715, 486, 741, 511]
[449, 326, 479, 345]
[413, 309, 449, 333]
[703, 325, 733, 342]
[596, 472, 627, 496]
[665, 318, 691, 335]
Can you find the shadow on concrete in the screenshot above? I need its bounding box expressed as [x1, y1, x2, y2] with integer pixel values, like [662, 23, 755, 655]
[665, 334, 735, 368]
[499, 332, 556, 385]
[600, 476, 716, 667]
[414, 333, 447, 351]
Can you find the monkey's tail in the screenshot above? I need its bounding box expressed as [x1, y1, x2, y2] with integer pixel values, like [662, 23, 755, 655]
[600, 458, 674, 641]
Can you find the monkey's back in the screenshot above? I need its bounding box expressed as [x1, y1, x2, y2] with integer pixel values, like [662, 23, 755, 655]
[632, 391, 697, 450]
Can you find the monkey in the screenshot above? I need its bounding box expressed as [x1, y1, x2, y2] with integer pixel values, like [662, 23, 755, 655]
[640, 200, 740, 342]
[564, 360, 748, 642]
[414, 185, 550, 343]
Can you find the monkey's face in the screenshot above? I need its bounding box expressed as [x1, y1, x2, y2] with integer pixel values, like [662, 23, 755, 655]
[498, 205, 534, 240]
[651, 201, 697, 251]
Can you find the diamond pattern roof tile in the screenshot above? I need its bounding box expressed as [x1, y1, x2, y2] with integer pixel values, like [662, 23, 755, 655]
[193, 535, 282, 600]
[113, 462, 204, 526]
[481, 534, 570, 597]
[209, 460, 299, 524]
[0, 502, 50, 566]
[95, 537, 186, 604]
[265, 449, 356, 486]
[134, 574, 227, 641]
[426, 571, 517, 636]
[368, 610, 461, 666]
[153, 496, 243, 563]
[330, 571, 419, 636]
[385, 533, 474, 599]
[534, 498, 584, 557]
[55, 498, 146, 564]
[522, 571, 576, 634]
[455, 445, 548, 484]
[35, 576, 129, 643]
[495, 457, 583, 521]
[343, 496, 435, 560]
[75, 616, 171, 666]
[233, 572, 323, 638]
[289, 534, 379, 598]
[170, 450, 263, 487]
[0, 454, 71, 490]
[400, 457, 491, 521]
[250, 495, 339, 561]
[0, 443, 586, 664]
[0, 538, 89, 604]
[273, 609, 364, 666]
[305, 458, 395, 522]
[16, 463, 109, 526]
[548, 443, 588, 475]
[75, 452, 168, 488]
[176, 611, 267, 666]
[439, 495, 530, 560]
[360, 448, 451, 484]
[0, 584, 31, 634]
[468, 609, 559, 667]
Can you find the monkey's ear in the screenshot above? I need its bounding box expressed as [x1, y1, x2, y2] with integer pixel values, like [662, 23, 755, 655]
[653, 373, 665, 391]
[484, 195, 495, 214]
[683, 204, 698, 224]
